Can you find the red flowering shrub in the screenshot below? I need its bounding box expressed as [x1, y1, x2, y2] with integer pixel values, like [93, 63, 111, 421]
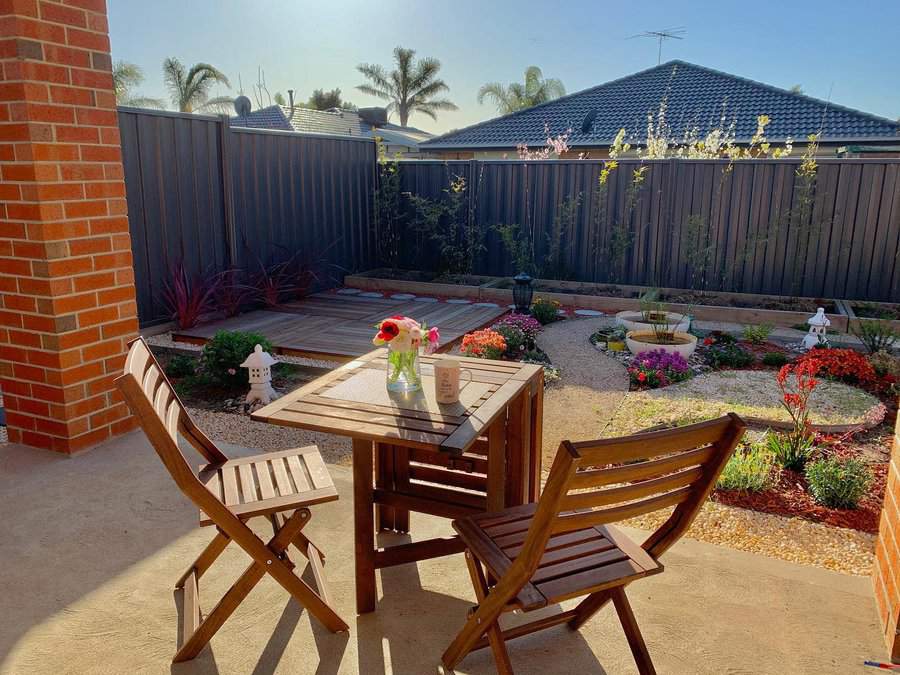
[772, 359, 820, 470]
[795, 348, 875, 385]
[461, 329, 507, 359]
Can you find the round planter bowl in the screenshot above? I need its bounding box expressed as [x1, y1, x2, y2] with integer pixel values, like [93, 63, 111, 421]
[626, 330, 698, 359]
[616, 310, 690, 334]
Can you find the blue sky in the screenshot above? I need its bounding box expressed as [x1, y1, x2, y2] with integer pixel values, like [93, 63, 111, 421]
[108, 0, 900, 134]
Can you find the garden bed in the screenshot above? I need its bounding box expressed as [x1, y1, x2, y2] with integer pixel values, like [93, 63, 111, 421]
[843, 299, 900, 333]
[344, 269, 851, 330]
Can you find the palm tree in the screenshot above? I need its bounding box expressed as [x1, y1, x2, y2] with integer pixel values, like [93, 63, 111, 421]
[163, 57, 232, 113]
[113, 61, 164, 109]
[356, 47, 457, 127]
[477, 66, 566, 114]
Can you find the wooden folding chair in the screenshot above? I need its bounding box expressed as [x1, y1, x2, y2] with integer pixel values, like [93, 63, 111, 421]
[442, 414, 746, 674]
[116, 337, 348, 662]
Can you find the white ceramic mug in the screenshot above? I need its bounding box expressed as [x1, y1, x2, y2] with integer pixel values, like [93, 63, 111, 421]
[433, 358, 472, 404]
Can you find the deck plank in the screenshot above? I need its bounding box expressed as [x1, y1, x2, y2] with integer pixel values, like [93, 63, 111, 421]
[173, 290, 507, 359]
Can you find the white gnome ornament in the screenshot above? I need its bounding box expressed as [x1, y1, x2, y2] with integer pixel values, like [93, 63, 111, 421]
[240, 344, 277, 405]
[802, 308, 830, 351]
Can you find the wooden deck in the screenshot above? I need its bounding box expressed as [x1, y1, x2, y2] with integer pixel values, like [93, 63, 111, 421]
[172, 292, 508, 360]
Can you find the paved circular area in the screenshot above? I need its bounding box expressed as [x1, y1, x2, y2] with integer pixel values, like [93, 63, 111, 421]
[390, 293, 416, 300]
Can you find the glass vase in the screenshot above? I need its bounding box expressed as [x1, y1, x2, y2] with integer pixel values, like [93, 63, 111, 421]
[386, 346, 422, 393]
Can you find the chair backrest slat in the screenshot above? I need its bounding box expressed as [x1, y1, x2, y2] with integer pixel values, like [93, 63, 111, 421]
[511, 414, 745, 575]
[115, 338, 229, 503]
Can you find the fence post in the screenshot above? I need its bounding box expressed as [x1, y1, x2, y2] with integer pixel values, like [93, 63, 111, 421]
[218, 115, 238, 267]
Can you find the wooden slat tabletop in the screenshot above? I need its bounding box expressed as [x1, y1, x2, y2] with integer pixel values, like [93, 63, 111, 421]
[252, 349, 543, 454]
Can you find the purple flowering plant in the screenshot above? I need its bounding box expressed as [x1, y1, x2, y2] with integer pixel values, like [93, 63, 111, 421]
[628, 349, 692, 389]
[495, 313, 543, 343]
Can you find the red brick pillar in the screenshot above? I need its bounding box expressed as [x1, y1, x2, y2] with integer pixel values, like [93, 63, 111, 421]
[0, 0, 138, 453]
[875, 412, 900, 661]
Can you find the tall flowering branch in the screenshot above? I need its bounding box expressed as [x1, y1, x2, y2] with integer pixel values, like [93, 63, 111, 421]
[517, 123, 572, 160]
[775, 359, 820, 460]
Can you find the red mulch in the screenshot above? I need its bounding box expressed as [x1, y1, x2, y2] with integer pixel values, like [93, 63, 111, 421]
[714, 461, 888, 534]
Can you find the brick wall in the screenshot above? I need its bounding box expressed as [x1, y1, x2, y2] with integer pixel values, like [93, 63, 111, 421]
[875, 412, 900, 661]
[0, 0, 138, 453]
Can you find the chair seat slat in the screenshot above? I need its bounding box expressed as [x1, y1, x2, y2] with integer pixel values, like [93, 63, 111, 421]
[271, 457, 293, 496]
[238, 464, 258, 504]
[286, 454, 311, 491]
[222, 467, 239, 506]
[303, 451, 333, 491]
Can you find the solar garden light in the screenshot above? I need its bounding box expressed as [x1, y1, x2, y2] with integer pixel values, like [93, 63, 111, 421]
[802, 307, 830, 350]
[241, 344, 278, 405]
[513, 272, 534, 314]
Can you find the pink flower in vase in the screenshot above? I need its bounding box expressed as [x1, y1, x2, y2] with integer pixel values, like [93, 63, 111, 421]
[425, 326, 440, 355]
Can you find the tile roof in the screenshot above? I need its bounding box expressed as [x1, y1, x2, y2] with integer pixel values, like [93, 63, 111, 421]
[231, 105, 433, 148]
[422, 60, 900, 149]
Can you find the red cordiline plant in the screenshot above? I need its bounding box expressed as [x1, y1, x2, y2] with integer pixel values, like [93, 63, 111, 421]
[162, 259, 221, 330]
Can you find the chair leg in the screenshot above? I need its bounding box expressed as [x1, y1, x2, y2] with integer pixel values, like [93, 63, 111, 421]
[442, 551, 512, 673]
[568, 588, 613, 630]
[610, 587, 657, 675]
[175, 529, 230, 589]
[466, 552, 513, 674]
[173, 508, 347, 662]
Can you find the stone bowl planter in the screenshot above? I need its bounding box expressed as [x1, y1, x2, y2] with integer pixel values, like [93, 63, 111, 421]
[616, 310, 690, 334]
[626, 330, 698, 359]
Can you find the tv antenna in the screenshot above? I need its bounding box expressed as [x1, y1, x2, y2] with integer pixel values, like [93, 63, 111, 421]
[627, 27, 686, 64]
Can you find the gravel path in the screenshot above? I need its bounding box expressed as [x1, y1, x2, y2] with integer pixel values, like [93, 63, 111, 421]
[535, 317, 629, 463]
[624, 501, 875, 576]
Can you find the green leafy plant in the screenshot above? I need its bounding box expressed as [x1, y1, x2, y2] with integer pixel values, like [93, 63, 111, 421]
[530, 297, 560, 325]
[494, 222, 535, 275]
[766, 431, 814, 472]
[164, 353, 198, 379]
[703, 342, 754, 369]
[374, 139, 404, 269]
[717, 443, 779, 492]
[852, 319, 898, 354]
[870, 350, 900, 378]
[491, 323, 526, 356]
[762, 351, 789, 367]
[742, 323, 774, 344]
[202, 330, 274, 387]
[409, 174, 484, 276]
[805, 456, 871, 509]
[542, 193, 582, 279]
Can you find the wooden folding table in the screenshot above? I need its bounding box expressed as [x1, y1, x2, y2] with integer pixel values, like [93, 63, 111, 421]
[252, 348, 544, 613]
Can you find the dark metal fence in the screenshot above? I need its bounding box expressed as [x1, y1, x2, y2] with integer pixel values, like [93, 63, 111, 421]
[393, 158, 900, 302]
[118, 107, 376, 325]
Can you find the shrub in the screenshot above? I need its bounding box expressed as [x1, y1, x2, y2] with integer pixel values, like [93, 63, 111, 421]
[795, 348, 876, 385]
[530, 297, 561, 325]
[762, 351, 788, 367]
[162, 259, 220, 330]
[869, 350, 900, 378]
[766, 431, 814, 471]
[628, 349, 692, 388]
[704, 342, 754, 369]
[702, 331, 736, 347]
[216, 267, 256, 318]
[494, 313, 542, 343]
[521, 348, 550, 364]
[853, 319, 898, 354]
[203, 330, 274, 387]
[717, 443, 779, 492]
[805, 456, 871, 509]
[492, 323, 526, 355]
[742, 323, 774, 344]
[164, 353, 197, 379]
[460, 329, 507, 360]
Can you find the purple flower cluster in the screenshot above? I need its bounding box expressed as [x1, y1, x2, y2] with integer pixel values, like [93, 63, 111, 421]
[628, 349, 692, 389]
[495, 313, 542, 341]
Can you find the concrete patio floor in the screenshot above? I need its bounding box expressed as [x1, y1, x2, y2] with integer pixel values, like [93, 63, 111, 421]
[0, 432, 886, 674]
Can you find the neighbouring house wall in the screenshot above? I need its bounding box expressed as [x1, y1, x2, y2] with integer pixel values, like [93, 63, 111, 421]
[0, 0, 139, 453]
[875, 411, 900, 661]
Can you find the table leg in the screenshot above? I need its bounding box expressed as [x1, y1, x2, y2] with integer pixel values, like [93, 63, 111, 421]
[352, 438, 376, 614]
[376, 443, 395, 531]
[486, 418, 506, 513]
[505, 389, 531, 508]
[528, 375, 544, 502]
[393, 445, 410, 533]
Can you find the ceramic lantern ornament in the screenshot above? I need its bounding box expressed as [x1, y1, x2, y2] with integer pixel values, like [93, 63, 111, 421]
[240, 344, 278, 405]
[802, 307, 830, 350]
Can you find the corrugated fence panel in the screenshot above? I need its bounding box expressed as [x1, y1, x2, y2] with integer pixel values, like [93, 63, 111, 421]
[119, 108, 376, 326]
[395, 157, 900, 302]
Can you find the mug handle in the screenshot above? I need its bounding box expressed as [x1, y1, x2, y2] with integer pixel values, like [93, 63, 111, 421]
[459, 369, 473, 389]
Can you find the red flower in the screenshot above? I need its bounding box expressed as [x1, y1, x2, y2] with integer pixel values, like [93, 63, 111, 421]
[637, 371, 647, 382]
[703, 337, 714, 346]
[379, 320, 400, 340]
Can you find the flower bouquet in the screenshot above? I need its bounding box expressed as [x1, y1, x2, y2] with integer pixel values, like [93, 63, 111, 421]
[373, 316, 440, 392]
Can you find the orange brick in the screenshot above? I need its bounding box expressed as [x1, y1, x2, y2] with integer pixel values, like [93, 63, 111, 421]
[100, 317, 135, 339]
[48, 84, 94, 106]
[79, 143, 120, 162]
[76, 303, 117, 327]
[68, 235, 110, 255]
[65, 26, 108, 51]
[72, 270, 113, 292]
[39, 1, 86, 27]
[84, 181, 124, 198]
[63, 198, 107, 218]
[55, 123, 98, 143]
